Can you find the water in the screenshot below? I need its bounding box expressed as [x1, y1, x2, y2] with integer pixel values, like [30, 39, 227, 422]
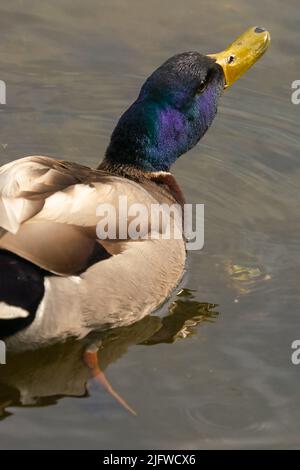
[0, 0, 300, 449]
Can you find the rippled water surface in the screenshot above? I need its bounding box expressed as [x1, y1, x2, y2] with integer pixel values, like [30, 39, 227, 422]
[0, 0, 300, 449]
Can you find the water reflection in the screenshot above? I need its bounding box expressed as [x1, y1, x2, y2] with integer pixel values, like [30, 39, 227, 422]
[0, 289, 219, 421]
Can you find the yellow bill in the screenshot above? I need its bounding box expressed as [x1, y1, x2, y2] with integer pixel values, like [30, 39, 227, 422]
[208, 26, 271, 89]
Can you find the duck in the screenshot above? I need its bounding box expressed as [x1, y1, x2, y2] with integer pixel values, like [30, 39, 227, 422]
[0, 27, 270, 350]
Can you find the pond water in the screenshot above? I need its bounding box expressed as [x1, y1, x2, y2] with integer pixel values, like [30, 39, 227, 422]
[0, 0, 299, 449]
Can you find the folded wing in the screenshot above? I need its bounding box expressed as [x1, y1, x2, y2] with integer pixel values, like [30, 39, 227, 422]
[0, 156, 141, 274]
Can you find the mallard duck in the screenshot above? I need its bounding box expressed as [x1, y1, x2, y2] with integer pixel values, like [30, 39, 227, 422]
[0, 27, 270, 348]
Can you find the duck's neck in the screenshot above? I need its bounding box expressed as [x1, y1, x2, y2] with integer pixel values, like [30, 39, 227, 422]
[101, 97, 201, 173]
[98, 159, 156, 181]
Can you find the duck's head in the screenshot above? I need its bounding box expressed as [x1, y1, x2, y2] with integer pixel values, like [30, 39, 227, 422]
[104, 27, 270, 173]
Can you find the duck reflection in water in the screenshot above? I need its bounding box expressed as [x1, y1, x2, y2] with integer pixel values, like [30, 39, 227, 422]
[0, 289, 218, 419]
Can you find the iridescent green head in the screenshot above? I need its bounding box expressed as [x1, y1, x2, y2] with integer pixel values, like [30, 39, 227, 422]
[104, 27, 270, 173]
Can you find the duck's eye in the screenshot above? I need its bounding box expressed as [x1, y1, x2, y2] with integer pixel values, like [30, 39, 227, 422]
[196, 79, 207, 94]
[228, 55, 235, 64]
